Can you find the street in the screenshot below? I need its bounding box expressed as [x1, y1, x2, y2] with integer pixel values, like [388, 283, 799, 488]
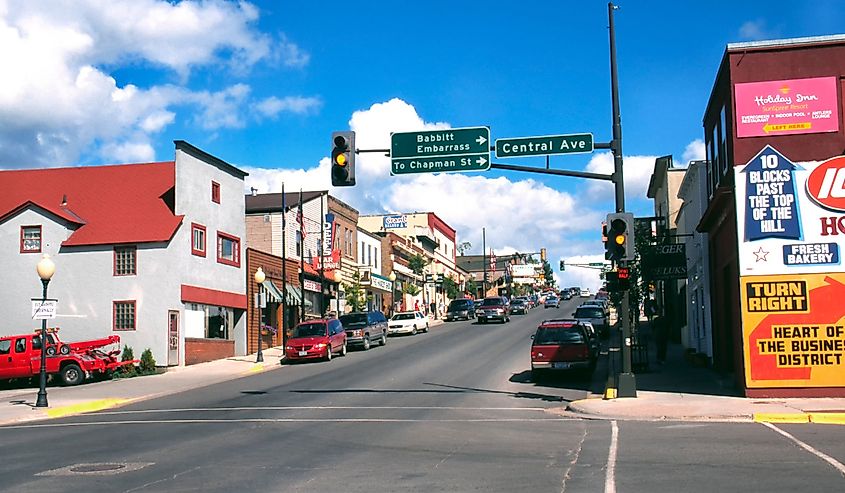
[2, 296, 845, 492]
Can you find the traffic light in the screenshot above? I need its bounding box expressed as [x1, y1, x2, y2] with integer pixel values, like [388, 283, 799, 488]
[540, 248, 546, 262]
[331, 131, 356, 187]
[606, 267, 631, 292]
[605, 212, 634, 262]
[559, 260, 565, 271]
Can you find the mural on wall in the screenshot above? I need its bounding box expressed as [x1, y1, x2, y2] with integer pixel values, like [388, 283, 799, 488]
[736, 145, 845, 388]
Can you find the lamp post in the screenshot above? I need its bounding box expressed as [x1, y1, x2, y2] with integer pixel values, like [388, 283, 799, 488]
[388, 271, 397, 316]
[254, 267, 266, 363]
[35, 254, 55, 408]
[334, 269, 343, 315]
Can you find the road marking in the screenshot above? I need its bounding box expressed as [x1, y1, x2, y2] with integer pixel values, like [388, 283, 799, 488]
[1, 417, 579, 430]
[45, 398, 132, 418]
[762, 422, 845, 477]
[605, 420, 618, 493]
[91, 405, 553, 416]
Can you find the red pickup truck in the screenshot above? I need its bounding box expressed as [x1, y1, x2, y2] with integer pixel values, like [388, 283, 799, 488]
[530, 319, 598, 377]
[0, 331, 134, 386]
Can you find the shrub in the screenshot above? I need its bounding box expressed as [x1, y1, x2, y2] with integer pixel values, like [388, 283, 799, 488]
[139, 348, 156, 375]
[118, 345, 137, 377]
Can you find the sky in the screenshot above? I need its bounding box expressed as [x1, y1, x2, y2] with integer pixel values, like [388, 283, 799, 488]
[2, 0, 844, 291]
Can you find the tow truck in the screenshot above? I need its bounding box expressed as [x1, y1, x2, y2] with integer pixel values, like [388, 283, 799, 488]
[0, 329, 137, 386]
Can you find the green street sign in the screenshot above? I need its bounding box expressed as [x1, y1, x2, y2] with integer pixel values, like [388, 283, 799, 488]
[391, 126, 490, 175]
[589, 262, 605, 267]
[495, 133, 593, 158]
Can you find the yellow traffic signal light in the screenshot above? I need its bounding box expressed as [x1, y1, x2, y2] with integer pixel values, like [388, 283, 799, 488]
[331, 131, 356, 186]
[540, 248, 546, 262]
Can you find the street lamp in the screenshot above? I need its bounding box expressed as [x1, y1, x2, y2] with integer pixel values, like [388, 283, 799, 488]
[35, 254, 55, 408]
[388, 271, 397, 316]
[254, 267, 266, 363]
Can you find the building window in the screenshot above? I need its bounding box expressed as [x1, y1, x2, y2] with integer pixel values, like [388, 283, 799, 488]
[113, 301, 136, 331]
[296, 230, 303, 257]
[360, 241, 365, 263]
[20, 225, 41, 253]
[191, 223, 206, 257]
[211, 181, 221, 204]
[217, 232, 241, 267]
[114, 246, 137, 276]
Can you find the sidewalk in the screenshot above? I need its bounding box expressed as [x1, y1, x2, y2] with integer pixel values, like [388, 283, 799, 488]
[567, 321, 845, 424]
[0, 319, 447, 426]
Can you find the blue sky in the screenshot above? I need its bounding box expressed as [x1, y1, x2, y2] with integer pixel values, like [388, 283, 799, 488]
[2, 0, 844, 290]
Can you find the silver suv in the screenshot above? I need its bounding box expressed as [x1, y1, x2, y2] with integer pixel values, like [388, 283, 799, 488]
[339, 311, 388, 350]
[572, 304, 609, 338]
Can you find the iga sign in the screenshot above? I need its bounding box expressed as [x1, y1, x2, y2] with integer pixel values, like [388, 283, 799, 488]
[735, 76, 839, 138]
[734, 146, 845, 276]
[741, 273, 845, 388]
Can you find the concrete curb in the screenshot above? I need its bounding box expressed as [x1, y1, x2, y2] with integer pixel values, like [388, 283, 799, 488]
[754, 412, 845, 425]
[46, 398, 134, 418]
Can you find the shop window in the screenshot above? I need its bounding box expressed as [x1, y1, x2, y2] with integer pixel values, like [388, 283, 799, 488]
[114, 246, 137, 276]
[20, 225, 41, 253]
[191, 223, 206, 257]
[114, 301, 136, 330]
[212, 181, 221, 204]
[296, 231, 303, 257]
[217, 232, 241, 267]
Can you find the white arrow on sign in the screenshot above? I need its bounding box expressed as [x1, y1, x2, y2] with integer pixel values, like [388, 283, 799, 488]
[475, 156, 488, 166]
[476, 135, 487, 146]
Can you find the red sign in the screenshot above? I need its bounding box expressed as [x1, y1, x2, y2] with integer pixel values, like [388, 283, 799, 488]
[806, 155, 845, 213]
[734, 76, 839, 138]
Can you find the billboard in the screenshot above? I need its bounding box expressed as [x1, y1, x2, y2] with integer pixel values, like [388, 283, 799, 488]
[383, 214, 408, 229]
[734, 76, 839, 138]
[641, 243, 687, 280]
[734, 146, 845, 276]
[511, 264, 537, 277]
[741, 272, 845, 388]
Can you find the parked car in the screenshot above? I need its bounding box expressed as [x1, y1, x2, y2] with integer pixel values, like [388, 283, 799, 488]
[530, 320, 598, 377]
[511, 298, 528, 315]
[339, 311, 388, 350]
[476, 296, 510, 323]
[560, 290, 572, 300]
[544, 296, 560, 309]
[529, 294, 539, 307]
[445, 298, 476, 321]
[580, 288, 592, 298]
[573, 304, 609, 338]
[582, 299, 610, 317]
[388, 311, 429, 335]
[285, 319, 347, 362]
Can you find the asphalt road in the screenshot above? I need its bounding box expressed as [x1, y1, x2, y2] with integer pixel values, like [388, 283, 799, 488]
[2, 297, 845, 492]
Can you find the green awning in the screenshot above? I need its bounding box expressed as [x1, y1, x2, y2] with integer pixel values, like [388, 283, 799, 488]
[261, 280, 285, 303]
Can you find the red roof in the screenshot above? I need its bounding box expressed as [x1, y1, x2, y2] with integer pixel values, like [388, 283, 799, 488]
[0, 162, 183, 246]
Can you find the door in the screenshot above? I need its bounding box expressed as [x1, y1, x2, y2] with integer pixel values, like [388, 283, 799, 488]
[168, 310, 179, 366]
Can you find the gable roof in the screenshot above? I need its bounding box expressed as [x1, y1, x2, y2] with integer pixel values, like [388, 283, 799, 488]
[0, 162, 183, 246]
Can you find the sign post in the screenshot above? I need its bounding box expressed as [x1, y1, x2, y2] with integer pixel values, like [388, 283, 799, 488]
[391, 127, 490, 175]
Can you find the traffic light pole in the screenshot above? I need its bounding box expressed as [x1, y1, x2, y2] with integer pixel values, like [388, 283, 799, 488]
[608, 1, 636, 398]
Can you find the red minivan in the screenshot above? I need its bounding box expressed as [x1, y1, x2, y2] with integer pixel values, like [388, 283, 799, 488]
[530, 320, 597, 377]
[285, 319, 347, 362]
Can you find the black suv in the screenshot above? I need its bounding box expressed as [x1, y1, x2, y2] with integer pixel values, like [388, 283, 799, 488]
[339, 311, 388, 350]
[445, 299, 476, 321]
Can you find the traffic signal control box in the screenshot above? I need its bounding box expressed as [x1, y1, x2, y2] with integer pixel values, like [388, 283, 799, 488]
[331, 131, 356, 187]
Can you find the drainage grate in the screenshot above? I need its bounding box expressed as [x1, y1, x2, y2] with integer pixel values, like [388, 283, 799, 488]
[37, 462, 153, 476]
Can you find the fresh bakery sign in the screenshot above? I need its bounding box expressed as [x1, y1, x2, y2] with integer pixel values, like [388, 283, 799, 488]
[735, 145, 845, 275]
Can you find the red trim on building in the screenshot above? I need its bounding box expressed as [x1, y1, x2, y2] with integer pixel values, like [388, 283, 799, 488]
[181, 284, 247, 309]
[191, 223, 207, 257]
[216, 231, 241, 267]
[427, 212, 456, 242]
[20, 225, 41, 253]
[211, 181, 221, 204]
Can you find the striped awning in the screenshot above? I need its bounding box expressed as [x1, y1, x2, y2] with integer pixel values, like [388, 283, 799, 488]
[261, 280, 285, 303]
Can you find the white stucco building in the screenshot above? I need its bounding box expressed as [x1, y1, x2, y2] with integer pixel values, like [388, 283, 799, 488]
[0, 141, 248, 366]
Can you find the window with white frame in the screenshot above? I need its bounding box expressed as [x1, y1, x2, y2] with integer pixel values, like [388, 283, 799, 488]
[217, 232, 241, 267]
[20, 225, 41, 253]
[191, 223, 206, 257]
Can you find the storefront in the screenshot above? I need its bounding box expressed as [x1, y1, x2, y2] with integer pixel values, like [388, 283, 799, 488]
[367, 273, 392, 314]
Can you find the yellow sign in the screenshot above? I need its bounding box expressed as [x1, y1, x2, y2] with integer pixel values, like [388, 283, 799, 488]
[763, 122, 812, 133]
[741, 273, 845, 388]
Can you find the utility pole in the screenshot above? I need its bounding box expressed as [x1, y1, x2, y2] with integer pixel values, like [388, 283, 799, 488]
[609, 1, 636, 398]
[482, 228, 487, 298]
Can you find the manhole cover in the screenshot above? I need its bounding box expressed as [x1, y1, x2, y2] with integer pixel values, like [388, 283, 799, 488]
[70, 463, 125, 473]
[37, 462, 153, 476]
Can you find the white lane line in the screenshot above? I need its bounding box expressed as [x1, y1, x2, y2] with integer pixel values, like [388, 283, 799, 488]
[93, 406, 552, 416]
[605, 420, 618, 493]
[1, 417, 579, 430]
[762, 422, 845, 477]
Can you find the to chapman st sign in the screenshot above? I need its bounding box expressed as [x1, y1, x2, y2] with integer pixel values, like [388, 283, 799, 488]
[391, 127, 490, 175]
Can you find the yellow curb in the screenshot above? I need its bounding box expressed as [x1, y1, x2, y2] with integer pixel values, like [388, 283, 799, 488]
[604, 387, 617, 400]
[808, 413, 845, 425]
[245, 363, 265, 374]
[46, 398, 131, 418]
[753, 413, 810, 424]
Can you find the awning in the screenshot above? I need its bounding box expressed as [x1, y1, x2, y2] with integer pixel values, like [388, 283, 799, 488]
[284, 284, 305, 306]
[261, 280, 285, 303]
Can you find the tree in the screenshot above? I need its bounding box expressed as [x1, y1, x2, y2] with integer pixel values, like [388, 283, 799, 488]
[465, 277, 478, 297]
[403, 283, 421, 297]
[407, 254, 429, 276]
[457, 241, 472, 255]
[343, 272, 367, 312]
[442, 275, 459, 300]
[542, 260, 554, 285]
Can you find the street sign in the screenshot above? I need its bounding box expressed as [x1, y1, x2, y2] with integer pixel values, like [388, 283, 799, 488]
[495, 133, 593, 159]
[31, 299, 57, 320]
[589, 262, 606, 267]
[391, 126, 490, 175]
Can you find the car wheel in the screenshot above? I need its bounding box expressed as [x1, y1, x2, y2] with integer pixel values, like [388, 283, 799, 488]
[60, 363, 84, 386]
[362, 336, 371, 351]
[325, 345, 332, 361]
[59, 345, 70, 355]
[380, 332, 387, 346]
[411, 326, 417, 336]
[340, 342, 347, 357]
[46, 346, 56, 356]
[424, 323, 429, 333]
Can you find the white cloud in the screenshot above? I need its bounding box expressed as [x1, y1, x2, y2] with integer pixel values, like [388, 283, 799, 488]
[558, 254, 607, 292]
[682, 138, 705, 164]
[253, 96, 322, 118]
[0, 0, 313, 168]
[738, 20, 773, 41]
[584, 151, 658, 202]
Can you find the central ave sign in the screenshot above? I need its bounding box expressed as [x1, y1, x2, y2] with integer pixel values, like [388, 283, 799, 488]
[391, 127, 490, 175]
[495, 133, 593, 158]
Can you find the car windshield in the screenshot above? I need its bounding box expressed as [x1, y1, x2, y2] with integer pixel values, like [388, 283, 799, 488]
[575, 307, 604, 318]
[512, 300, 525, 305]
[546, 297, 557, 302]
[448, 300, 470, 309]
[340, 313, 367, 326]
[392, 313, 415, 320]
[534, 327, 585, 345]
[292, 323, 327, 338]
[480, 298, 503, 306]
